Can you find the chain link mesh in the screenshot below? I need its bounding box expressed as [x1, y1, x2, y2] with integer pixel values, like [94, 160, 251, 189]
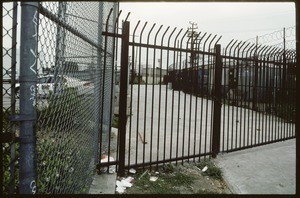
[2, 2, 118, 194]
[2, 2, 19, 195]
[35, 2, 117, 194]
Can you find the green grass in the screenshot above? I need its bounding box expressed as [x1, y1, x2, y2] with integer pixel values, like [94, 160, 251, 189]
[125, 164, 194, 194]
[196, 160, 223, 180]
[111, 116, 119, 128]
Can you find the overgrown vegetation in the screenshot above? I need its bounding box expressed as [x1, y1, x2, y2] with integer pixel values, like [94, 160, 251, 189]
[2, 109, 20, 194]
[36, 87, 95, 194]
[196, 159, 223, 180]
[124, 160, 230, 194]
[125, 164, 194, 194]
[111, 115, 119, 128]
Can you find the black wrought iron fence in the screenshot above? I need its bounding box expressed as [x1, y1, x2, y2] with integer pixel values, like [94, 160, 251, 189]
[220, 42, 296, 152]
[2, 1, 297, 194]
[113, 19, 296, 176]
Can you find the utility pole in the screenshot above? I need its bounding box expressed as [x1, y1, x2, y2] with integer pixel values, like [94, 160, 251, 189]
[187, 21, 199, 67]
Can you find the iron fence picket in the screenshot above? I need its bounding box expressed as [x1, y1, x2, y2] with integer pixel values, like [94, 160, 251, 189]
[2, 2, 296, 193]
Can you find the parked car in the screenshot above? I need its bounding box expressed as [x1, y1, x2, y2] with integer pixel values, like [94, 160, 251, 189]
[15, 75, 94, 99]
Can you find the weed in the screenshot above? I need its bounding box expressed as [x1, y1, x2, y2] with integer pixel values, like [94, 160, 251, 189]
[161, 163, 175, 173]
[196, 160, 223, 180]
[111, 116, 119, 128]
[163, 172, 194, 186]
[125, 167, 194, 194]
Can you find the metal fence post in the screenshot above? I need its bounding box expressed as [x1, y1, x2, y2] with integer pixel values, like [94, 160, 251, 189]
[118, 21, 130, 176]
[94, 1, 103, 165]
[18, 2, 39, 194]
[212, 44, 222, 158]
[53, 2, 67, 94]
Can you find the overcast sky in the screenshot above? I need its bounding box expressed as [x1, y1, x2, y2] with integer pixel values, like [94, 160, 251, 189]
[119, 2, 295, 47]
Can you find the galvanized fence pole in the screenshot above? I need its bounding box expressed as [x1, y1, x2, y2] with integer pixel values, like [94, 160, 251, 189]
[118, 21, 130, 176]
[18, 2, 39, 194]
[94, 1, 103, 165]
[53, 2, 67, 94]
[212, 44, 222, 158]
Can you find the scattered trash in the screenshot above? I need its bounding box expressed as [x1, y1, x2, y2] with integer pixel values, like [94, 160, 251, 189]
[154, 171, 159, 175]
[116, 180, 123, 187]
[149, 176, 158, 182]
[202, 166, 208, 172]
[99, 155, 116, 174]
[108, 166, 116, 174]
[116, 186, 125, 194]
[124, 176, 134, 184]
[129, 168, 136, 174]
[115, 177, 134, 194]
[121, 179, 133, 188]
[138, 169, 149, 180]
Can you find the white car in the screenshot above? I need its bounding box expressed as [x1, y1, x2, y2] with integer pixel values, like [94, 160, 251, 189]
[15, 75, 94, 99]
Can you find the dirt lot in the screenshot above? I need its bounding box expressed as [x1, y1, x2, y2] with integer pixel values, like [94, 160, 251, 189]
[118, 160, 232, 194]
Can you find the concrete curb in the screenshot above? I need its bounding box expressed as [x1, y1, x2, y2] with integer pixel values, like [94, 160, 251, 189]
[89, 173, 117, 194]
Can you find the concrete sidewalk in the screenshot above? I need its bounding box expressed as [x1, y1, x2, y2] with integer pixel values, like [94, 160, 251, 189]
[214, 139, 296, 194]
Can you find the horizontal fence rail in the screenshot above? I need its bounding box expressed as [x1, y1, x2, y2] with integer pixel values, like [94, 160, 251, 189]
[35, 2, 118, 194]
[2, 3, 297, 193]
[120, 21, 223, 171]
[112, 19, 296, 174]
[2, 2, 118, 194]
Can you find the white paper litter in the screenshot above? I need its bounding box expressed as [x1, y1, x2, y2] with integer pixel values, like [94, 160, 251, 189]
[100, 155, 116, 174]
[116, 186, 125, 193]
[149, 176, 158, 182]
[116, 180, 122, 187]
[202, 166, 208, 172]
[115, 177, 134, 193]
[124, 176, 134, 183]
[129, 168, 136, 174]
[121, 180, 133, 188]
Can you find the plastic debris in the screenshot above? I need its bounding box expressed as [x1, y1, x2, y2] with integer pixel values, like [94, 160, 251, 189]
[129, 168, 136, 174]
[202, 166, 208, 172]
[124, 176, 134, 183]
[121, 179, 132, 188]
[115, 177, 134, 193]
[100, 155, 116, 174]
[116, 180, 123, 187]
[116, 186, 125, 194]
[149, 176, 158, 182]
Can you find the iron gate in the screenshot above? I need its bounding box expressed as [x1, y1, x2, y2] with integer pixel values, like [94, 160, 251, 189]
[110, 20, 296, 176]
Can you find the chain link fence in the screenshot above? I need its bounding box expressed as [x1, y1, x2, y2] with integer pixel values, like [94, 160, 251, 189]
[2, 2, 19, 194]
[2, 1, 118, 194]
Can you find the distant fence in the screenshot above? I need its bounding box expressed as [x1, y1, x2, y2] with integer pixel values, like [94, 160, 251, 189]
[2, 2, 118, 194]
[165, 37, 296, 154]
